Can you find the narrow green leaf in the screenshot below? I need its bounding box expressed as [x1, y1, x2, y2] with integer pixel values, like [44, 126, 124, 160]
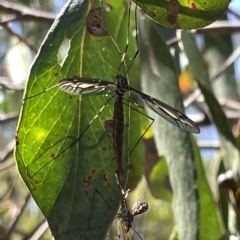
[217, 160, 229, 231]
[15, 1, 130, 239]
[137, 11, 199, 240]
[191, 136, 222, 240]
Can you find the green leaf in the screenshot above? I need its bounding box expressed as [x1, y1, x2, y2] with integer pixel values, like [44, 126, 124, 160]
[149, 156, 173, 202]
[217, 160, 229, 231]
[133, 0, 230, 29]
[15, 1, 131, 239]
[191, 136, 222, 240]
[137, 11, 199, 240]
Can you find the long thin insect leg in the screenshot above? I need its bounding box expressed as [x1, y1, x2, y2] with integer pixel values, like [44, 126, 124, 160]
[117, 1, 132, 76]
[57, 188, 116, 239]
[24, 66, 62, 100]
[121, 98, 155, 156]
[124, 2, 139, 75]
[26, 95, 115, 184]
[87, 189, 114, 230]
[52, 95, 114, 158]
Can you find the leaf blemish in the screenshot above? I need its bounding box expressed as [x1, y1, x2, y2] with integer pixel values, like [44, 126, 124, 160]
[83, 170, 96, 193]
[191, 2, 198, 9]
[166, 0, 181, 13]
[86, 7, 109, 37]
[103, 174, 111, 188]
[57, 38, 70, 66]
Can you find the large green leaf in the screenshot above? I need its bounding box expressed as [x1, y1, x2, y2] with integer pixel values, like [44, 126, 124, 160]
[137, 12, 200, 240]
[15, 1, 131, 239]
[134, 0, 230, 29]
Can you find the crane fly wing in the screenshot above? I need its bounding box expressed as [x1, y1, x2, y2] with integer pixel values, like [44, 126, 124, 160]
[129, 86, 200, 134]
[59, 77, 115, 95]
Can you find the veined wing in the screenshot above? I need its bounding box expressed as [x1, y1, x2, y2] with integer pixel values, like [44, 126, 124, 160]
[129, 86, 200, 134]
[58, 77, 115, 95]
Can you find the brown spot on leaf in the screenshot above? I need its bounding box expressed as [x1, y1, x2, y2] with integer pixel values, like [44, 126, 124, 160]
[166, 0, 181, 13]
[83, 169, 96, 195]
[15, 132, 20, 146]
[86, 7, 109, 37]
[191, 2, 198, 9]
[104, 119, 113, 133]
[167, 13, 179, 28]
[103, 173, 111, 188]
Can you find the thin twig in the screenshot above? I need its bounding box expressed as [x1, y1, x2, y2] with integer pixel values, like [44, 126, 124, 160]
[1, 23, 38, 52]
[0, 158, 15, 171]
[197, 141, 220, 149]
[0, 173, 17, 200]
[0, 77, 25, 90]
[210, 44, 240, 82]
[194, 21, 240, 35]
[23, 220, 49, 240]
[0, 0, 56, 23]
[184, 39, 240, 108]
[0, 112, 19, 123]
[0, 139, 15, 162]
[0, 194, 31, 240]
[227, 8, 240, 20]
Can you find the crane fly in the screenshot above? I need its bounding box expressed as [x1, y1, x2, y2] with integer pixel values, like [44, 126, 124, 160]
[114, 188, 148, 240]
[41, 0, 200, 191]
[21, 1, 200, 184]
[15, 1, 199, 239]
[51, 70, 200, 192]
[55, 75, 200, 132]
[114, 173, 148, 239]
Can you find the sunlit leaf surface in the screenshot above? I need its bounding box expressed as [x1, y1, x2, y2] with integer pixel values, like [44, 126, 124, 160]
[134, 0, 230, 29]
[15, 1, 131, 239]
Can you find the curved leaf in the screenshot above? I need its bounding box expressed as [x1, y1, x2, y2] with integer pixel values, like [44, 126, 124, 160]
[134, 0, 230, 29]
[15, 1, 130, 239]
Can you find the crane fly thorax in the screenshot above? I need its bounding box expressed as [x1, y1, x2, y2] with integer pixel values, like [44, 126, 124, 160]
[115, 75, 129, 95]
